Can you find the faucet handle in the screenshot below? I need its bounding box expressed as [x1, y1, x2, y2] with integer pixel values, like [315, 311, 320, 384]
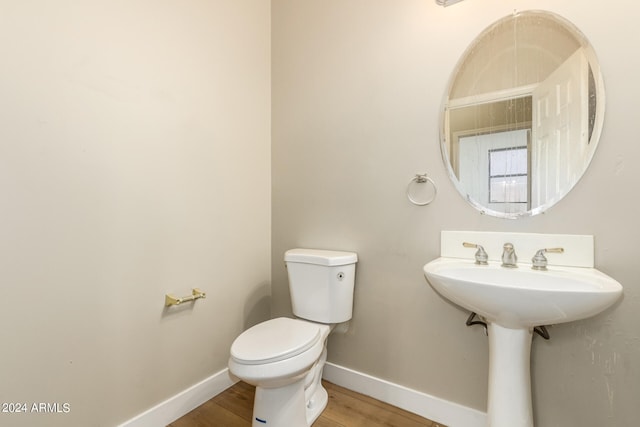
[462, 242, 488, 265]
[531, 247, 564, 270]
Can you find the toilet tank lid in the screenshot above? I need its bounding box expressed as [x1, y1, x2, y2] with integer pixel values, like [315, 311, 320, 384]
[285, 248, 357, 266]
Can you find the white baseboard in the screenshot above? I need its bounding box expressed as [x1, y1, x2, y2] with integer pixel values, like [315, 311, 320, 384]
[118, 363, 486, 427]
[117, 368, 237, 427]
[322, 362, 487, 427]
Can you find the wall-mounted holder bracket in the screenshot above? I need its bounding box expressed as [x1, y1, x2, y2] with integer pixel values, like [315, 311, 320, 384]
[466, 312, 550, 340]
[165, 288, 206, 307]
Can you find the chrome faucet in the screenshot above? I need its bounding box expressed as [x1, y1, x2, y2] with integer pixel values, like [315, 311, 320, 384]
[501, 243, 518, 268]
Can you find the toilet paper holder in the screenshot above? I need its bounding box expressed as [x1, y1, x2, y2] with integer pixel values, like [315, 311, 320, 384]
[165, 288, 206, 307]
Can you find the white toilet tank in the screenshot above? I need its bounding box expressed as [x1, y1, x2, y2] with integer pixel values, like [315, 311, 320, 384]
[284, 248, 358, 323]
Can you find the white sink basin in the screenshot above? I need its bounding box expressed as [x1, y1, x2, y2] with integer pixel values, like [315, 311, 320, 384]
[424, 256, 623, 427]
[424, 257, 622, 329]
[425, 232, 623, 426]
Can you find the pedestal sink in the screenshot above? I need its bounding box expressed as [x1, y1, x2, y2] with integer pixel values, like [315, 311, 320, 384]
[423, 257, 623, 427]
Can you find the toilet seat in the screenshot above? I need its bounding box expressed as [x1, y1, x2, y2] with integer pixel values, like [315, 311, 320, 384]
[231, 317, 322, 365]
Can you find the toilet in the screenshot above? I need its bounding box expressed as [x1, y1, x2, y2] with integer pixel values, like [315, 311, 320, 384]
[228, 248, 358, 427]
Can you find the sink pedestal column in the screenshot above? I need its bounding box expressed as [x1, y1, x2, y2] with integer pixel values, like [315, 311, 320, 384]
[487, 323, 534, 427]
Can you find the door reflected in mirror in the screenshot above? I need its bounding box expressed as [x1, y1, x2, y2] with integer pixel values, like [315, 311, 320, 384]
[441, 11, 604, 218]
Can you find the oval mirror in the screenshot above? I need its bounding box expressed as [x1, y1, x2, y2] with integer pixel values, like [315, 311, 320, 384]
[440, 10, 605, 218]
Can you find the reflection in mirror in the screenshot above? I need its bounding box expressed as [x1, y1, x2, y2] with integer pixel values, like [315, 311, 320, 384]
[441, 10, 604, 218]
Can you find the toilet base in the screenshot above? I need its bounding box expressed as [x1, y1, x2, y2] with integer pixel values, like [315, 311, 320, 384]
[251, 348, 329, 427]
[252, 379, 308, 427]
[252, 380, 329, 427]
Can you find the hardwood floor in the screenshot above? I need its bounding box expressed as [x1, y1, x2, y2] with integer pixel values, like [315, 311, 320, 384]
[169, 380, 446, 427]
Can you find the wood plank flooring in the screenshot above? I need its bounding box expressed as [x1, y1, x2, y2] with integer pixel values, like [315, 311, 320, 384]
[169, 380, 446, 427]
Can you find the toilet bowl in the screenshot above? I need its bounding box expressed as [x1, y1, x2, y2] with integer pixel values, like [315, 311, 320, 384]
[228, 248, 358, 427]
[229, 317, 331, 426]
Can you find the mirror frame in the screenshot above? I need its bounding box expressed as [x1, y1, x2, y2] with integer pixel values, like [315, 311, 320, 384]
[439, 10, 606, 219]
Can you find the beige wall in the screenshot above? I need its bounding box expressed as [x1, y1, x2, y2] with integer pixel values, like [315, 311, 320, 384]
[0, 2, 270, 426]
[2, 1, 638, 426]
[272, 0, 640, 426]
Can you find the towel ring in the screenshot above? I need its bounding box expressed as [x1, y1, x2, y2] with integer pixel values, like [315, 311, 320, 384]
[407, 173, 437, 206]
